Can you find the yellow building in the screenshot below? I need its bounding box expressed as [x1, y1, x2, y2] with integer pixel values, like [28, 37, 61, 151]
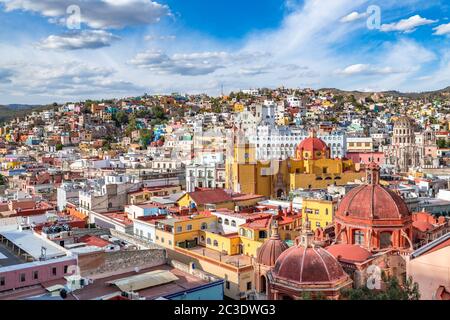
[234, 103, 245, 113]
[154, 213, 216, 249]
[226, 132, 364, 198]
[302, 198, 337, 231]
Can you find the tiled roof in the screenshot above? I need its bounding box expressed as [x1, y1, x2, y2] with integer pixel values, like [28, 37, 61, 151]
[188, 189, 232, 205]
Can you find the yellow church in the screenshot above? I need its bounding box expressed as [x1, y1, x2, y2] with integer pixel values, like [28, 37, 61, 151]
[226, 132, 364, 198]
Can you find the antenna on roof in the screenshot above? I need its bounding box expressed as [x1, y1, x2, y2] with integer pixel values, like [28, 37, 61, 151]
[40, 246, 47, 261]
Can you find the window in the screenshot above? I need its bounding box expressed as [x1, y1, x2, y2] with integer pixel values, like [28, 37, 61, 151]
[325, 208, 329, 215]
[187, 224, 193, 231]
[0, 277, 5, 286]
[176, 226, 182, 232]
[207, 238, 212, 245]
[52, 267, 57, 276]
[20, 273, 26, 282]
[224, 219, 229, 225]
[259, 230, 267, 239]
[64, 266, 68, 274]
[316, 222, 321, 227]
[33, 271, 39, 280]
[247, 282, 252, 291]
[218, 217, 223, 224]
[156, 235, 159, 241]
[225, 281, 230, 290]
[380, 232, 392, 249]
[353, 230, 365, 245]
[231, 220, 236, 227]
[201, 222, 207, 230]
[314, 210, 319, 215]
[169, 240, 172, 246]
[161, 237, 165, 243]
[213, 240, 219, 247]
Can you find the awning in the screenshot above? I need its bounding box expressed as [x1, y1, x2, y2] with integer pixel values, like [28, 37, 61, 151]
[106, 270, 179, 292]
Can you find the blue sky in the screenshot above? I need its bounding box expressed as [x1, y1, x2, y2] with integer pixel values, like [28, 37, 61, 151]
[0, 0, 450, 104]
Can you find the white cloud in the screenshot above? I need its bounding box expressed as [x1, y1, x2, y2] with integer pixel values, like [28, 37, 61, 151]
[144, 35, 176, 41]
[340, 11, 367, 23]
[433, 22, 450, 35]
[336, 64, 401, 76]
[37, 30, 120, 50]
[0, 0, 170, 29]
[129, 50, 270, 76]
[380, 15, 437, 33]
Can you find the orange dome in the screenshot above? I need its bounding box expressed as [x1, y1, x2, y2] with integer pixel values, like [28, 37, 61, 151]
[273, 245, 348, 284]
[296, 133, 329, 160]
[326, 244, 372, 263]
[336, 184, 410, 221]
[256, 226, 289, 267]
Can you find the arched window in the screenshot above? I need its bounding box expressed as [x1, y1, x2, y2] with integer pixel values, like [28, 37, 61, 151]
[206, 238, 211, 245]
[224, 219, 229, 225]
[231, 220, 236, 227]
[239, 228, 245, 236]
[213, 240, 219, 247]
[201, 222, 207, 230]
[218, 217, 223, 224]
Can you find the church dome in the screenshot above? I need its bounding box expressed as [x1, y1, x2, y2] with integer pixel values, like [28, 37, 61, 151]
[256, 222, 289, 266]
[394, 116, 415, 128]
[336, 163, 410, 221]
[273, 245, 348, 284]
[336, 184, 410, 220]
[296, 131, 329, 160]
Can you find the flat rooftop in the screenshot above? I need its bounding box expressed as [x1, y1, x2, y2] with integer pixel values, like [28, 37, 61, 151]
[0, 230, 67, 261]
[66, 264, 213, 300]
[0, 242, 25, 268]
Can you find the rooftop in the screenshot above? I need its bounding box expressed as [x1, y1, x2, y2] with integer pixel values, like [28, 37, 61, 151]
[0, 230, 68, 261]
[66, 264, 214, 300]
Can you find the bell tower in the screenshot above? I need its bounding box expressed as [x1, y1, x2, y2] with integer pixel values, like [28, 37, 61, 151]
[366, 162, 380, 185]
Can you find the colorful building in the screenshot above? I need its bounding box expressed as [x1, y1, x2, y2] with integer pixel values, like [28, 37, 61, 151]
[226, 132, 364, 198]
[302, 198, 336, 231]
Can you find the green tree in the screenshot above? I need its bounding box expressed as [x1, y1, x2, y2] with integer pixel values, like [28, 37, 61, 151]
[114, 110, 129, 126]
[0, 174, 5, 185]
[341, 276, 420, 300]
[56, 143, 63, 151]
[139, 129, 154, 147]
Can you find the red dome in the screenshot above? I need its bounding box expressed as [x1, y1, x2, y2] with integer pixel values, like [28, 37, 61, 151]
[297, 137, 328, 153]
[326, 244, 372, 263]
[273, 245, 347, 284]
[336, 184, 410, 220]
[256, 234, 289, 267]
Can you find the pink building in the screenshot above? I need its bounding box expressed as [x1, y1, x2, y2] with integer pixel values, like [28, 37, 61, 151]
[0, 256, 77, 292]
[345, 152, 385, 165]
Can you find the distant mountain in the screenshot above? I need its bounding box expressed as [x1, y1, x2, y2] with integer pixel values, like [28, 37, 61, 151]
[6, 104, 43, 110]
[0, 104, 54, 124]
[319, 86, 450, 100]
